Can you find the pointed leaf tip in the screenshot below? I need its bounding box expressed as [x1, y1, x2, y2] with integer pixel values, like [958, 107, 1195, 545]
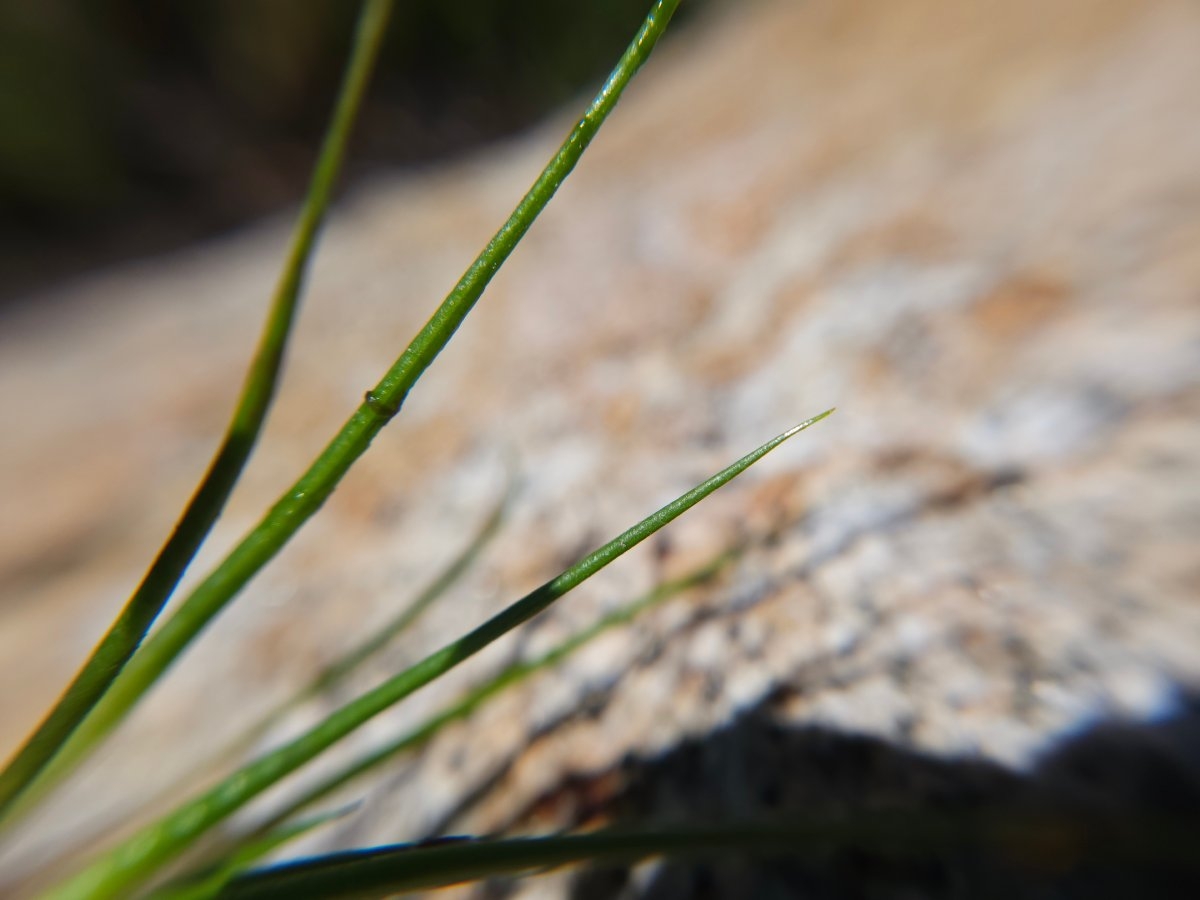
[783, 408, 835, 439]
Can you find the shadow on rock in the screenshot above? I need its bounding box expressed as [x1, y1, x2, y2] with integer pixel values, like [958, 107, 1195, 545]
[558, 690, 1200, 900]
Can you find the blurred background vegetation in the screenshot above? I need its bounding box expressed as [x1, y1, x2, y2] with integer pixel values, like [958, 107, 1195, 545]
[0, 0, 702, 304]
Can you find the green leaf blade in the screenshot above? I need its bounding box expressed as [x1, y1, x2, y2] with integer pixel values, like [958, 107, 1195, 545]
[22, 0, 687, 819]
[236, 548, 737, 844]
[145, 806, 356, 900]
[215, 809, 1198, 900]
[44, 411, 831, 900]
[0, 0, 397, 824]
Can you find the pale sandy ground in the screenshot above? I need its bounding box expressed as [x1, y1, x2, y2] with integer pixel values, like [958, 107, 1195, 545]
[1, 0, 1198, 895]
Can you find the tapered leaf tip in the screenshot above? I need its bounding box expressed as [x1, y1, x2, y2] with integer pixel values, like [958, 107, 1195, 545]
[783, 407, 835, 439]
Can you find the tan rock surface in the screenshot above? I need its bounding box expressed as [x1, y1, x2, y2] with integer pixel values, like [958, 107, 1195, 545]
[2, 0, 1199, 894]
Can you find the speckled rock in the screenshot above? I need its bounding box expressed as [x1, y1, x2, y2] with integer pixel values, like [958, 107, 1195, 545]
[1, 0, 1198, 895]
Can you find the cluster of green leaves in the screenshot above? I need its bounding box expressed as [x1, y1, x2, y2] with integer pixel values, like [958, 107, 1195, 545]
[0, 1, 832, 897]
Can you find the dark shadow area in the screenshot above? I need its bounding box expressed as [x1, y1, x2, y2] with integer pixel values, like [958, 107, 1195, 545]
[545, 689, 1200, 899]
[0, 0, 703, 305]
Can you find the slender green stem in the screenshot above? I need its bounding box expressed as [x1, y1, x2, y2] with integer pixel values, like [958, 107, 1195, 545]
[301, 476, 513, 704]
[145, 807, 356, 900]
[165, 548, 732, 887]
[210, 476, 512, 773]
[45, 412, 831, 900]
[15, 482, 511, 893]
[246, 548, 738, 842]
[216, 810, 1199, 899]
[16, 0, 685, 820]
[0, 0, 396, 823]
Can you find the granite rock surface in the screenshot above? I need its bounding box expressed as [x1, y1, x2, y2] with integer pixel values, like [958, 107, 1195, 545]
[1, 0, 1198, 894]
